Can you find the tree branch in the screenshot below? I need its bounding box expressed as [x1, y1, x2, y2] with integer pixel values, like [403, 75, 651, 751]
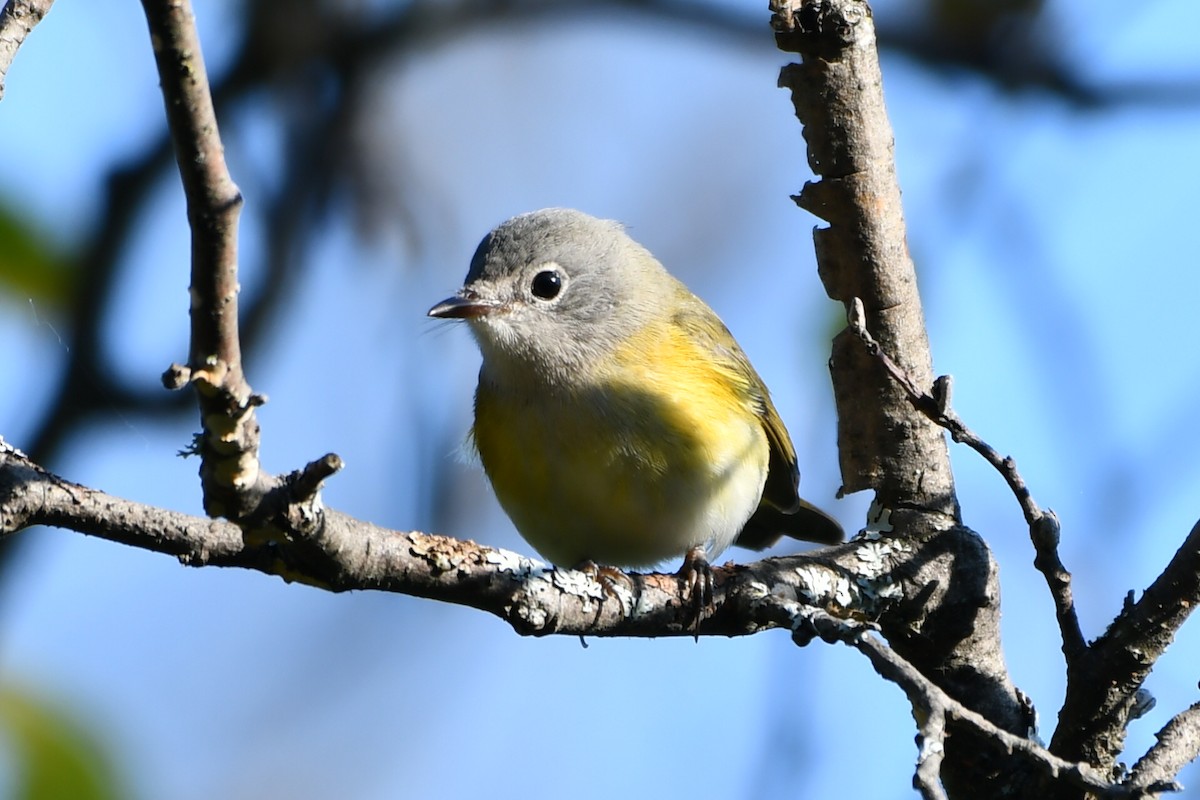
[1127, 700, 1200, 793]
[15, 1, 1192, 795]
[772, 0, 956, 518]
[0, 440, 898, 638]
[833, 153, 1200, 795]
[1051, 516, 1200, 772]
[844, 296, 1087, 662]
[771, 2, 1025, 795]
[141, 0, 264, 521]
[793, 609, 1177, 799]
[836, 192, 1200, 793]
[0, 0, 52, 100]
[3, 429, 1178, 798]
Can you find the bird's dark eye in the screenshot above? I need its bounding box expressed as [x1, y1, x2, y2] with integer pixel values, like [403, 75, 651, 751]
[531, 269, 563, 300]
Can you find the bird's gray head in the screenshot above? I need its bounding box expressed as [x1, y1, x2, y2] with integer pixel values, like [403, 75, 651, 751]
[428, 209, 672, 387]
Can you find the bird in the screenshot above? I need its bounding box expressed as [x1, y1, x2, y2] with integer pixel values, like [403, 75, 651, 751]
[428, 208, 842, 576]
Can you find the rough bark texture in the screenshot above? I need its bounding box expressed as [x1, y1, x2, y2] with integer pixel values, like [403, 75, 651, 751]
[143, 0, 266, 521]
[1051, 518, 1200, 781]
[771, 2, 1027, 797]
[775, 1, 957, 517]
[0, 442, 918, 639]
[0, 0, 54, 99]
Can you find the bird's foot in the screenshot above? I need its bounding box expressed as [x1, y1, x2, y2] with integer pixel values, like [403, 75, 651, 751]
[572, 560, 636, 606]
[677, 545, 715, 638]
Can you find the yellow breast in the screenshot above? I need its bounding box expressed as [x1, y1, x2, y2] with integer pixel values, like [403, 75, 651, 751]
[472, 317, 770, 567]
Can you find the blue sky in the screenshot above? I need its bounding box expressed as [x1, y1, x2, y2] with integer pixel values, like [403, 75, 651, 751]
[3, 1, 1200, 798]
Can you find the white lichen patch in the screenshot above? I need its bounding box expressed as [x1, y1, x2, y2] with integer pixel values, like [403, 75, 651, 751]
[485, 549, 547, 579]
[857, 574, 903, 607]
[551, 567, 607, 601]
[855, 537, 911, 579]
[872, 577, 903, 601]
[859, 501, 894, 540]
[794, 564, 858, 608]
[918, 736, 945, 761]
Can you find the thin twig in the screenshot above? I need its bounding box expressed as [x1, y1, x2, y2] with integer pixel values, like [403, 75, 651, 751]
[848, 297, 1200, 782]
[791, 606, 1175, 799]
[1052, 517, 1200, 770]
[0, 0, 53, 100]
[1127, 700, 1200, 793]
[846, 297, 1087, 662]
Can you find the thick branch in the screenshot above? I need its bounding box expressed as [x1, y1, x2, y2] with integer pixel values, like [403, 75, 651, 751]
[0, 0, 52, 100]
[0, 442, 897, 638]
[2, 434, 1174, 797]
[770, 3, 1027, 796]
[772, 0, 956, 519]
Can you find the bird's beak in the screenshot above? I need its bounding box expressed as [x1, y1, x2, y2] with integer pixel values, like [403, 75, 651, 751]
[427, 291, 498, 319]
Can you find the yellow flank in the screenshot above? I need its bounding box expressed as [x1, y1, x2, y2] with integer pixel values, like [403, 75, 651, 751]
[473, 310, 770, 567]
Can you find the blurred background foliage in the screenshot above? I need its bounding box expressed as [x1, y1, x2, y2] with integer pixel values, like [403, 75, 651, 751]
[0, 686, 125, 800]
[1, 0, 1199, 797]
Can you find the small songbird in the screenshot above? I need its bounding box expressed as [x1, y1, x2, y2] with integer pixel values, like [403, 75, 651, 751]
[429, 209, 842, 572]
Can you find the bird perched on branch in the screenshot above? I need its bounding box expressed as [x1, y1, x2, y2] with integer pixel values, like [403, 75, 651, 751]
[429, 208, 842, 581]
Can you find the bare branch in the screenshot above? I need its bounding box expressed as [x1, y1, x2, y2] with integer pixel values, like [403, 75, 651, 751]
[793, 607, 1176, 800]
[914, 702, 950, 800]
[0, 442, 899, 639]
[1104, 517, 1200, 678]
[140, 0, 264, 520]
[771, 3, 1029, 794]
[841, 203, 1200, 790]
[1052, 517, 1200, 771]
[2, 434, 1182, 799]
[772, 0, 956, 519]
[1128, 700, 1200, 793]
[16, 1, 1192, 794]
[0, 0, 53, 100]
[844, 296, 1087, 662]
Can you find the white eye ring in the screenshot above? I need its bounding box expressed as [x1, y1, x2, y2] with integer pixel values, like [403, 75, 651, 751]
[530, 264, 565, 301]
